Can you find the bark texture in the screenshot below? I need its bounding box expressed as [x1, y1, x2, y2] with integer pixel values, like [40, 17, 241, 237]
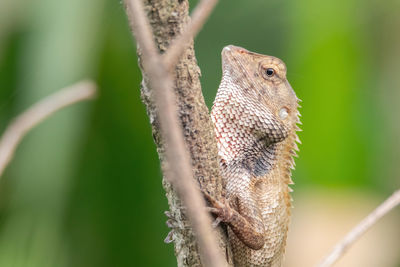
[135, 0, 232, 266]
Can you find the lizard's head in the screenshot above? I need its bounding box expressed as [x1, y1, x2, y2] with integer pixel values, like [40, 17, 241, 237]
[222, 45, 299, 141]
[221, 45, 299, 133]
[213, 45, 301, 165]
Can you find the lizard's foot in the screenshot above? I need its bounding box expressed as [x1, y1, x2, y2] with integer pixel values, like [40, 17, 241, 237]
[203, 191, 235, 227]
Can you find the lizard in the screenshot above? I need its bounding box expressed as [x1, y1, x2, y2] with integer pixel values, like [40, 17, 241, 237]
[206, 45, 301, 267]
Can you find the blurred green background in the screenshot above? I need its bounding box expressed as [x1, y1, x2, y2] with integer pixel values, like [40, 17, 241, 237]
[0, 0, 399, 266]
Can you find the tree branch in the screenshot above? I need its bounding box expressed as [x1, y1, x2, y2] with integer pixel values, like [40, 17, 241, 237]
[0, 80, 97, 177]
[124, 0, 228, 266]
[317, 189, 400, 267]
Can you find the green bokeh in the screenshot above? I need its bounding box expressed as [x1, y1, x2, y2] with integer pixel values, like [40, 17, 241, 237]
[0, 0, 399, 266]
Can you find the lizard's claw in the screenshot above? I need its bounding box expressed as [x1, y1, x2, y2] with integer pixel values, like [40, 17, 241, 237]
[211, 216, 223, 228]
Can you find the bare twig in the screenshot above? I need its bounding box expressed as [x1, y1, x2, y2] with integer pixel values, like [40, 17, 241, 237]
[317, 189, 400, 267]
[0, 80, 97, 177]
[124, 0, 226, 266]
[163, 0, 219, 69]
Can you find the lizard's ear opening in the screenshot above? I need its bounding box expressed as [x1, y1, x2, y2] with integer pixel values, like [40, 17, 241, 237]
[279, 107, 289, 120]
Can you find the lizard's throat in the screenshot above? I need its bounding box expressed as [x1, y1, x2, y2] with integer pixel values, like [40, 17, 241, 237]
[213, 126, 278, 177]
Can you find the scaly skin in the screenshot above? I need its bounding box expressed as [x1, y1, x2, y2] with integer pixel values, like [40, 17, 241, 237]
[209, 45, 301, 266]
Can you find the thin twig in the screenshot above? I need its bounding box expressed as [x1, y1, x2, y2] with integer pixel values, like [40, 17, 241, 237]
[124, 1, 226, 267]
[0, 80, 97, 178]
[163, 0, 219, 69]
[317, 189, 400, 267]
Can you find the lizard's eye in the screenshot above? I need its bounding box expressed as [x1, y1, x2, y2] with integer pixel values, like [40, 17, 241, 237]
[265, 68, 275, 77]
[260, 65, 277, 80]
[259, 62, 282, 81]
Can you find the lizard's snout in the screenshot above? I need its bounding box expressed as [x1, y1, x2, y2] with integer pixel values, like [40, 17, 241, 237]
[223, 45, 249, 54]
[222, 45, 250, 65]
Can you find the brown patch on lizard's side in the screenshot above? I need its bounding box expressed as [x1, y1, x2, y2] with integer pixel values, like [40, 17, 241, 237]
[209, 45, 301, 266]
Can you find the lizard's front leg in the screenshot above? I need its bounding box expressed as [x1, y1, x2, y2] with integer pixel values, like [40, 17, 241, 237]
[204, 191, 265, 250]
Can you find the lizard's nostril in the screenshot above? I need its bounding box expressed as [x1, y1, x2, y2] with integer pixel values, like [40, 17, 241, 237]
[223, 46, 232, 52]
[224, 45, 249, 54]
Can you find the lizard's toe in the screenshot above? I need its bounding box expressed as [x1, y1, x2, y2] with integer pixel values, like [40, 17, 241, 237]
[211, 217, 223, 228]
